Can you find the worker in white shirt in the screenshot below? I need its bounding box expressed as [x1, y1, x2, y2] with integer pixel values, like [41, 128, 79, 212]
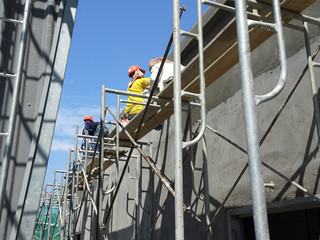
[148, 57, 185, 94]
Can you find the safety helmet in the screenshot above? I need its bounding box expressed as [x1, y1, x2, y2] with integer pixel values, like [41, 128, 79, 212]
[128, 65, 145, 78]
[83, 115, 93, 122]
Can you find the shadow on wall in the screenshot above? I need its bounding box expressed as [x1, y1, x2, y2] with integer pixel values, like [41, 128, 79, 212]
[274, 110, 319, 202]
[312, 88, 320, 194]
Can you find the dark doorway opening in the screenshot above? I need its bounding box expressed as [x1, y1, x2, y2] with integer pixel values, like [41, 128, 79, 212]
[242, 207, 320, 240]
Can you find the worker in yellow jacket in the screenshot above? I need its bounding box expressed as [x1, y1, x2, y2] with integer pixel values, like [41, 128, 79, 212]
[124, 65, 150, 120]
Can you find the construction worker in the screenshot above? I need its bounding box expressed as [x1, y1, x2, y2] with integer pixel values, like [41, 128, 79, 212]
[148, 57, 185, 94]
[82, 115, 99, 136]
[81, 115, 109, 151]
[123, 65, 150, 120]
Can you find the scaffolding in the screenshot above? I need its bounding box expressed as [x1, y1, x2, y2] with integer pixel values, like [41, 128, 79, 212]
[36, 0, 320, 239]
[33, 171, 67, 240]
[0, 0, 78, 239]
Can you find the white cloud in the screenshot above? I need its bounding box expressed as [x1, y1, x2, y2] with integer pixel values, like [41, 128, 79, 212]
[55, 105, 101, 138]
[51, 138, 74, 151]
[51, 104, 118, 153]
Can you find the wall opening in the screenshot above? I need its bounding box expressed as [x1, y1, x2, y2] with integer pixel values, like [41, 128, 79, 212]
[242, 207, 320, 240]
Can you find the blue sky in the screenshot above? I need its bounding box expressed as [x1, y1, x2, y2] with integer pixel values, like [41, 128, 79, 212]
[45, 0, 207, 183]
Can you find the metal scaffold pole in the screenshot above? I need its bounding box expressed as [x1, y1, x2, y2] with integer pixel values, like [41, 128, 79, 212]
[70, 126, 79, 237]
[172, 0, 184, 238]
[234, 0, 270, 239]
[61, 149, 72, 239]
[47, 170, 56, 240]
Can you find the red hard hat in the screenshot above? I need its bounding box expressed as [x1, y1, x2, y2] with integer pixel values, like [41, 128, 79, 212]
[83, 115, 93, 121]
[128, 65, 145, 78]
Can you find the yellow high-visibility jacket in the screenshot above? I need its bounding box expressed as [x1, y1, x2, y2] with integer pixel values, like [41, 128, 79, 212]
[124, 77, 150, 115]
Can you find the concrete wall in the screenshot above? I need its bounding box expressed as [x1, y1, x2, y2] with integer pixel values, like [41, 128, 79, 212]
[148, 1, 320, 239]
[0, 0, 78, 238]
[79, 1, 320, 239]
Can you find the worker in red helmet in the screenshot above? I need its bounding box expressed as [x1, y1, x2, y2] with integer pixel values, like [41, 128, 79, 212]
[123, 65, 150, 120]
[81, 115, 109, 150]
[82, 115, 99, 136]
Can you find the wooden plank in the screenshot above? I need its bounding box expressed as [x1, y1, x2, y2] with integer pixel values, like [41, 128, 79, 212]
[110, 0, 315, 144]
[259, 0, 315, 13]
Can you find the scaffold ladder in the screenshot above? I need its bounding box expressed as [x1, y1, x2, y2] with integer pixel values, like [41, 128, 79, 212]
[0, 0, 32, 217]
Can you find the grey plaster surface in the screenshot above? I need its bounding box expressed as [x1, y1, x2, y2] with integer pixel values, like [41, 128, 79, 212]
[77, 1, 320, 239]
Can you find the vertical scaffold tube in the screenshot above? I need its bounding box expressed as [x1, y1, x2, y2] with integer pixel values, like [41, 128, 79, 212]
[234, 0, 270, 239]
[97, 85, 106, 238]
[61, 149, 71, 240]
[0, 0, 32, 217]
[70, 126, 78, 236]
[172, 0, 184, 239]
[47, 170, 56, 240]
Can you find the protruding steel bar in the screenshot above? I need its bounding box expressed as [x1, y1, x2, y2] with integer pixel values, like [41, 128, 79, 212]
[0, 72, 16, 78]
[234, 0, 270, 239]
[0, 16, 23, 24]
[0, 0, 32, 217]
